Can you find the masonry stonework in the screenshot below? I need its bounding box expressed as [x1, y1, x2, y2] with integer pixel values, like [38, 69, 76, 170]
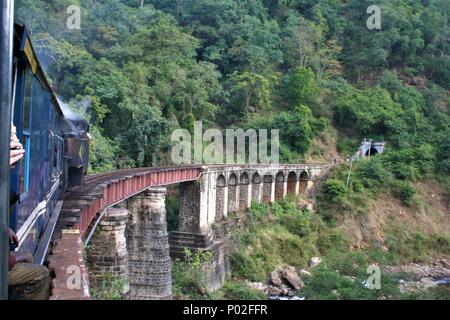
[239, 181, 252, 211]
[262, 175, 275, 203]
[215, 185, 227, 221]
[126, 187, 172, 300]
[86, 206, 129, 295]
[251, 174, 262, 203]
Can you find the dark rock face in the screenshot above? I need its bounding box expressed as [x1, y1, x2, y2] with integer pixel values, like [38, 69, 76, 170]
[282, 266, 304, 290]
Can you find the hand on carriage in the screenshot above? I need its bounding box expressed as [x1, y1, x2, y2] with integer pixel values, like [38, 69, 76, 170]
[10, 142, 25, 166]
[8, 228, 19, 247]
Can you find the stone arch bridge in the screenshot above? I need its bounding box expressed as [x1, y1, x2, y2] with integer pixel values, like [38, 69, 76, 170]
[47, 163, 329, 300]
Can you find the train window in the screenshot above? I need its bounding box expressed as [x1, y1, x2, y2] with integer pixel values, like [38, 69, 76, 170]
[23, 69, 33, 130]
[58, 139, 63, 173]
[19, 68, 33, 195]
[47, 132, 52, 181]
[50, 133, 63, 182]
[53, 140, 58, 171]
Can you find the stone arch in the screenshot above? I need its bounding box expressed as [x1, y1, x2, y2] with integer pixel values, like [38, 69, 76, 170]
[299, 171, 309, 194]
[217, 174, 226, 187]
[262, 174, 274, 203]
[287, 171, 297, 195]
[275, 171, 285, 200]
[239, 172, 251, 211]
[239, 172, 249, 185]
[215, 174, 227, 221]
[227, 173, 238, 213]
[252, 172, 261, 184]
[251, 172, 261, 203]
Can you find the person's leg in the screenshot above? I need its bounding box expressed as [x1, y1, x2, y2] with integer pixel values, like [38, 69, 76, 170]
[8, 263, 51, 300]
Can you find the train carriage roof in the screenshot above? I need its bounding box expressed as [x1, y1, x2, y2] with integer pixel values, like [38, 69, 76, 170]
[14, 24, 64, 117]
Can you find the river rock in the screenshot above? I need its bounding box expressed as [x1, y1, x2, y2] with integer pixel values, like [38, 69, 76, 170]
[282, 266, 304, 290]
[198, 287, 206, 295]
[268, 287, 283, 296]
[299, 269, 312, 277]
[420, 277, 438, 289]
[270, 270, 283, 287]
[309, 257, 322, 268]
[245, 281, 268, 293]
[439, 258, 450, 270]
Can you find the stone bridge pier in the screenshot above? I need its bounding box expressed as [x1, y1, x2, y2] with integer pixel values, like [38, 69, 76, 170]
[86, 187, 172, 300]
[126, 187, 172, 300]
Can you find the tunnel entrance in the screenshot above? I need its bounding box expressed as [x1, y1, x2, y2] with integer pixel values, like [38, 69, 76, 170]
[365, 147, 379, 156]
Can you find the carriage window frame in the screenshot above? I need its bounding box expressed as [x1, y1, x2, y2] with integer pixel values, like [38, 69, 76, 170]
[19, 68, 33, 197]
[49, 131, 63, 183]
[58, 139, 63, 174]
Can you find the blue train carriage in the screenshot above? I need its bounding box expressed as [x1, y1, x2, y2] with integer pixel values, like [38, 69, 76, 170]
[9, 24, 78, 264]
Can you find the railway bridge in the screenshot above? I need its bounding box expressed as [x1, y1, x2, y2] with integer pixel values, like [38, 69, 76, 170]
[47, 163, 329, 300]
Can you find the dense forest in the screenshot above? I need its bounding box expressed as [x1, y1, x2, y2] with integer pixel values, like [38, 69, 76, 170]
[15, 0, 450, 173]
[15, 0, 450, 300]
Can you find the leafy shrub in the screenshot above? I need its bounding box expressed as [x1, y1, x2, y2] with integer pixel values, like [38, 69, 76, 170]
[355, 158, 390, 193]
[172, 248, 213, 299]
[406, 286, 450, 300]
[248, 201, 270, 221]
[316, 228, 349, 254]
[436, 134, 450, 175]
[229, 251, 266, 282]
[90, 273, 126, 300]
[389, 162, 415, 181]
[383, 227, 449, 263]
[321, 179, 347, 203]
[391, 180, 416, 206]
[217, 281, 266, 300]
[302, 263, 401, 300]
[273, 200, 311, 237]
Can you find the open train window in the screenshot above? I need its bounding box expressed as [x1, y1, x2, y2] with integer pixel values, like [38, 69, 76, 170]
[19, 68, 33, 195]
[53, 139, 58, 173]
[49, 132, 63, 182]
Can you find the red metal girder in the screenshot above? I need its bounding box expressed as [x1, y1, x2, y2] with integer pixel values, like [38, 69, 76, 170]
[73, 166, 203, 236]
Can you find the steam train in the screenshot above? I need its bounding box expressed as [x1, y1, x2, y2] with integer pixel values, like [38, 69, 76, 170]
[9, 24, 90, 263]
